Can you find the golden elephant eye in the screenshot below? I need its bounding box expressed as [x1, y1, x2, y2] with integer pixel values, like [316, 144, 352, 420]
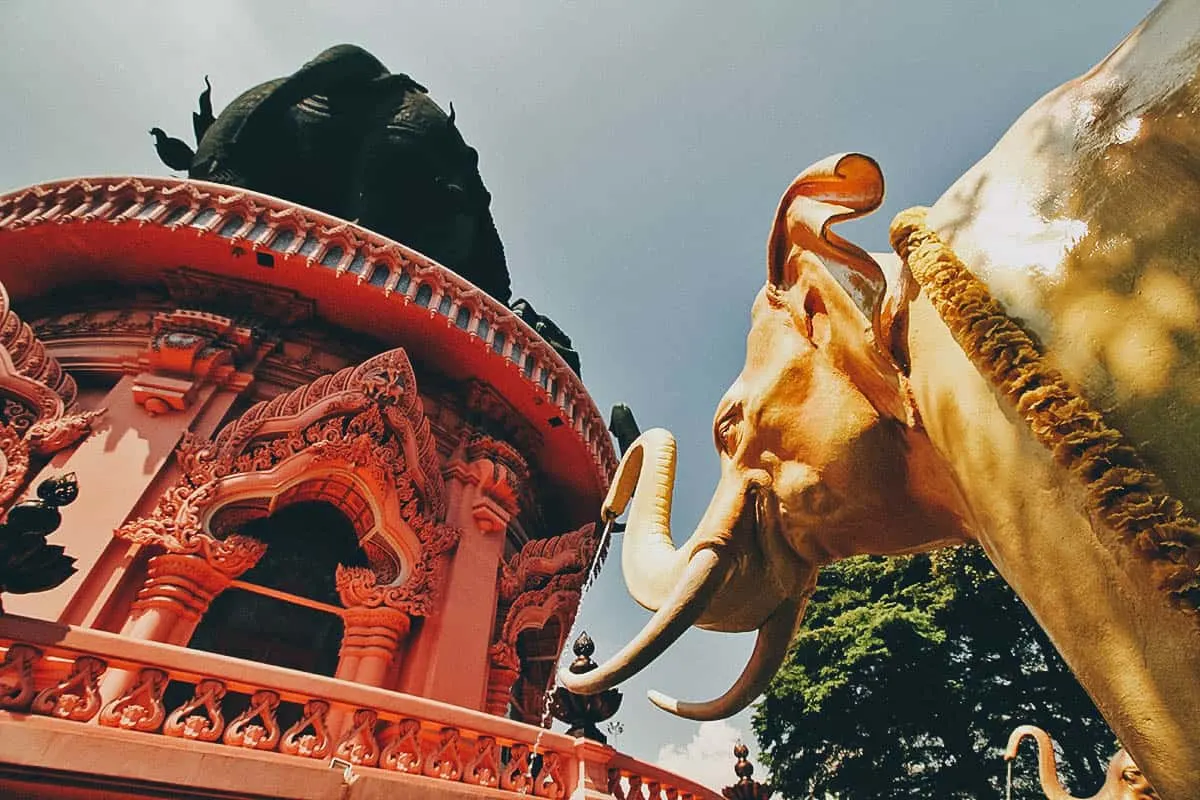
[714, 406, 743, 455]
[719, 423, 737, 453]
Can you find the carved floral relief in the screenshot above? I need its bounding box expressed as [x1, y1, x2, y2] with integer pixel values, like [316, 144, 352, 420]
[115, 346, 459, 618]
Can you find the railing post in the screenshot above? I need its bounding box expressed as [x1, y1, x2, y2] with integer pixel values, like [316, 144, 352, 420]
[573, 738, 617, 800]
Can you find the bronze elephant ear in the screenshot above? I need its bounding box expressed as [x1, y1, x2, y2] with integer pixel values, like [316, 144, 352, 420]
[766, 153, 886, 335]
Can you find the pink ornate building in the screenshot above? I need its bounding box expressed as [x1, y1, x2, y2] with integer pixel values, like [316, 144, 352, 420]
[0, 173, 718, 799]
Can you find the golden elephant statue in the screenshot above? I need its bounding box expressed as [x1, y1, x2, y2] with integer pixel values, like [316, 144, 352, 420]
[563, 1, 1200, 797]
[1006, 726, 1157, 800]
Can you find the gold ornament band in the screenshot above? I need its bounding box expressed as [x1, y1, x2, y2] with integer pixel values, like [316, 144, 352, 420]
[890, 207, 1200, 615]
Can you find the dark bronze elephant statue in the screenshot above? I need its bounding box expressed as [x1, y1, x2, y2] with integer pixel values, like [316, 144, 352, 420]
[152, 44, 510, 303]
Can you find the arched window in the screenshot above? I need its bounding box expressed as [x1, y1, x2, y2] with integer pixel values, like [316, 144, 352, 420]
[508, 617, 564, 725]
[187, 501, 369, 677]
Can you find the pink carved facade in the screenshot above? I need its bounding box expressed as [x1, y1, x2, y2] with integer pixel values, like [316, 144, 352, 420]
[0, 177, 720, 800]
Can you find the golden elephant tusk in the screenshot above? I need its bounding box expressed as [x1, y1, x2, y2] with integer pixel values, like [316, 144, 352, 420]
[647, 593, 806, 721]
[558, 548, 728, 695]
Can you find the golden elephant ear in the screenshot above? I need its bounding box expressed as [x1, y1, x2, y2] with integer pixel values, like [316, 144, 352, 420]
[767, 153, 887, 332]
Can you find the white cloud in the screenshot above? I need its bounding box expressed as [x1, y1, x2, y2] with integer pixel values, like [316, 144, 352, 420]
[655, 720, 766, 794]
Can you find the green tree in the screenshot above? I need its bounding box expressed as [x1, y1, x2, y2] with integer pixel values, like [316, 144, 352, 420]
[753, 546, 1115, 799]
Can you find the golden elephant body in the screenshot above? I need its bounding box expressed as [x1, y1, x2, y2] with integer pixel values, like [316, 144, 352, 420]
[565, 2, 1199, 798]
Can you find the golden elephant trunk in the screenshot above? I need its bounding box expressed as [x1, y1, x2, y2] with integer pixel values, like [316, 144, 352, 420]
[559, 547, 729, 695]
[604, 428, 782, 627]
[561, 429, 807, 720]
[606, 428, 696, 613]
[561, 429, 733, 695]
[1006, 725, 1076, 800]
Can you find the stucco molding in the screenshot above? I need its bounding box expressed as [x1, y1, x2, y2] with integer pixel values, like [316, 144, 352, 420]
[0, 176, 617, 492]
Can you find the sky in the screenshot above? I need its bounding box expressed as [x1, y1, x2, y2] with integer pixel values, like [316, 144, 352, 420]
[0, 0, 1159, 790]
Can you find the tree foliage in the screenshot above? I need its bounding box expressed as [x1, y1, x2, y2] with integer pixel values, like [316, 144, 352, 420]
[753, 546, 1116, 799]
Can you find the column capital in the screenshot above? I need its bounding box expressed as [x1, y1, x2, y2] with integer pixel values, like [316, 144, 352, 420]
[441, 434, 529, 522]
[335, 565, 421, 614]
[131, 542, 261, 622]
[472, 495, 513, 534]
[116, 513, 267, 577]
[337, 567, 413, 672]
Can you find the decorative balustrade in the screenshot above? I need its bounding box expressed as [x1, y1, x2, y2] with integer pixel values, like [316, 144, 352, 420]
[609, 751, 724, 800]
[0, 177, 618, 488]
[0, 615, 720, 800]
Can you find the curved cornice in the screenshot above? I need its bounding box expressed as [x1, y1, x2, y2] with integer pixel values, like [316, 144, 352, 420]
[0, 177, 616, 509]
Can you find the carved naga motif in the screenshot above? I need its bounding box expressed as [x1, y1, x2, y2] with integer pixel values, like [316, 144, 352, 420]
[0, 644, 41, 711]
[0, 281, 104, 510]
[223, 689, 281, 751]
[485, 523, 599, 713]
[336, 563, 453, 621]
[31, 654, 106, 722]
[380, 718, 424, 773]
[181, 346, 444, 517]
[485, 570, 589, 719]
[532, 750, 567, 799]
[280, 699, 333, 759]
[163, 678, 227, 742]
[500, 743, 534, 793]
[498, 570, 587, 648]
[464, 735, 501, 788]
[422, 727, 463, 780]
[335, 708, 381, 767]
[99, 667, 168, 732]
[499, 522, 598, 602]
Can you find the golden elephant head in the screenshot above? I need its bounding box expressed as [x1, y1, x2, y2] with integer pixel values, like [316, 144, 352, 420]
[561, 155, 972, 718]
[1006, 725, 1158, 800]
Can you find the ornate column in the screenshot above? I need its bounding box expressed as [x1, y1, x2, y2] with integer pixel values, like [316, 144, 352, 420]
[334, 566, 413, 688]
[99, 531, 265, 709]
[403, 436, 524, 709]
[484, 642, 522, 716]
[120, 535, 266, 646]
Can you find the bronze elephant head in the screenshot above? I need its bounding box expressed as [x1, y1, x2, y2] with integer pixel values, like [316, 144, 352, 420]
[155, 45, 510, 302]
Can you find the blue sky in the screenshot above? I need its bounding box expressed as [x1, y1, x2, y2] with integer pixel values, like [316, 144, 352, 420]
[0, 0, 1158, 788]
